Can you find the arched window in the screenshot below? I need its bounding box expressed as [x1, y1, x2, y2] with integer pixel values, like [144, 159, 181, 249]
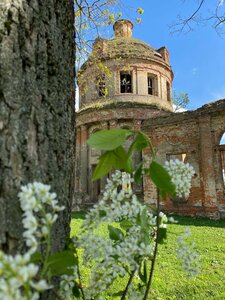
[166, 81, 171, 101]
[147, 74, 158, 96]
[96, 74, 106, 97]
[120, 71, 132, 93]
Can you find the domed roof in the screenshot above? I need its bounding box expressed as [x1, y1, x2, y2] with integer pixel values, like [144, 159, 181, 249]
[80, 20, 170, 71]
[94, 36, 164, 62]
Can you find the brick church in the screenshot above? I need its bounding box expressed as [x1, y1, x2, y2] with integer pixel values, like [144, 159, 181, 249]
[75, 19, 225, 218]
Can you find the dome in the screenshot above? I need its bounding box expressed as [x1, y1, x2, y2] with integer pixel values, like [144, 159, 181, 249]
[92, 37, 165, 63]
[78, 19, 173, 112]
[81, 19, 171, 70]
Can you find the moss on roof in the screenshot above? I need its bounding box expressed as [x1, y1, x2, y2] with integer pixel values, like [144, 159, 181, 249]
[104, 37, 158, 59]
[80, 37, 166, 72]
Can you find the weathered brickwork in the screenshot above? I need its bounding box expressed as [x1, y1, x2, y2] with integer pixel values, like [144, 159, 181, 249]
[142, 100, 225, 218]
[75, 20, 225, 218]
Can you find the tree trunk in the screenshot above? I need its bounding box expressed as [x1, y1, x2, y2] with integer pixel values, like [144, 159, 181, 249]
[0, 0, 75, 254]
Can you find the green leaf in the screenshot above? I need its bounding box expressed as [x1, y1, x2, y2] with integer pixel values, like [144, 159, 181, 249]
[72, 284, 81, 298]
[134, 162, 143, 184]
[112, 291, 124, 297]
[137, 207, 148, 228]
[108, 225, 124, 241]
[87, 128, 132, 150]
[111, 146, 128, 170]
[139, 260, 148, 284]
[92, 151, 113, 180]
[92, 146, 130, 180]
[129, 132, 149, 154]
[46, 250, 77, 276]
[137, 7, 144, 14]
[158, 227, 167, 244]
[99, 210, 107, 218]
[30, 252, 42, 264]
[120, 220, 133, 231]
[148, 161, 176, 199]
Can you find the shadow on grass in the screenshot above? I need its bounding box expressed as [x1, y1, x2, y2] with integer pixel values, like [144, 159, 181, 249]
[71, 210, 225, 228]
[170, 215, 225, 228]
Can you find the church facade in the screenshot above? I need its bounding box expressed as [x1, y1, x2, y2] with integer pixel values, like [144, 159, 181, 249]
[75, 20, 225, 218]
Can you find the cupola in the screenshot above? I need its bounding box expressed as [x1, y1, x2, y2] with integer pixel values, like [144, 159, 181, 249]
[78, 20, 174, 112]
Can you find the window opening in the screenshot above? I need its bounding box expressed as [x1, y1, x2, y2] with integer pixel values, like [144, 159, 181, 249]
[97, 74, 106, 97]
[120, 72, 132, 93]
[148, 77, 154, 95]
[166, 81, 171, 101]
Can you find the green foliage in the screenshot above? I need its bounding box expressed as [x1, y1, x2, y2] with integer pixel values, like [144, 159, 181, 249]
[88, 128, 176, 202]
[128, 131, 149, 154]
[137, 8, 144, 15]
[75, 0, 144, 66]
[46, 250, 77, 276]
[87, 128, 131, 151]
[139, 260, 148, 284]
[148, 161, 176, 199]
[108, 225, 124, 241]
[71, 214, 225, 299]
[92, 146, 131, 180]
[173, 91, 189, 111]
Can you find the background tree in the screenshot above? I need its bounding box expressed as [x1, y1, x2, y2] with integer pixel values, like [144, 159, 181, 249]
[75, 0, 144, 67]
[0, 0, 75, 254]
[171, 0, 225, 34]
[173, 91, 189, 112]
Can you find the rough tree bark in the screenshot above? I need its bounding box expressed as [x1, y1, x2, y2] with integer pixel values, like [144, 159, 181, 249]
[0, 0, 75, 254]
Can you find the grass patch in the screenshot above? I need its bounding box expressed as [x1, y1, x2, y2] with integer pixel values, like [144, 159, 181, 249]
[70, 213, 225, 299]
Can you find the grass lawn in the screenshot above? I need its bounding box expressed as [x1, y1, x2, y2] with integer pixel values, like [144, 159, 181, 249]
[70, 213, 225, 299]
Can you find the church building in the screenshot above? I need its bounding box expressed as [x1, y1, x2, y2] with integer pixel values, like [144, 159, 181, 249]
[75, 19, 225, 218]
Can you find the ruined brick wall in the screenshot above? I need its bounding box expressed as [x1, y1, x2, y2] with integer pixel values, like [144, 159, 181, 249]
[75, 105, 170, 207]
[75, 100, 225, 218]
[142, 99, 225, 218]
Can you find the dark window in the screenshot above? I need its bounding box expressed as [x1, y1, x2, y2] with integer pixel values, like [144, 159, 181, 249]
[97, 74, 106, 97]
[148, 76, 156, 95]
[147, 74, 158, 96]
[120, 72, 132, 93]
[166, 81, 171, 101]
[148, 77, 153, 95]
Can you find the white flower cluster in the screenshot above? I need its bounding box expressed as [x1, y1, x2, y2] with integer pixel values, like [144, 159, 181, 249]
[177, 228, 201, 278]
[0, 252, 51, 300]
[164, 159, 195, 198]
[75, 171, 157, 299]
[0, 182, 65, 300]
[59, 266, 78, 299]
[82, 171, 147, 229]
[18, 182, 65, 254]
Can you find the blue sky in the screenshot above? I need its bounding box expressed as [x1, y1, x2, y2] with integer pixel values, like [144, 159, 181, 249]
[77, 1, 225, 143]
[101, 0, 225, 111]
